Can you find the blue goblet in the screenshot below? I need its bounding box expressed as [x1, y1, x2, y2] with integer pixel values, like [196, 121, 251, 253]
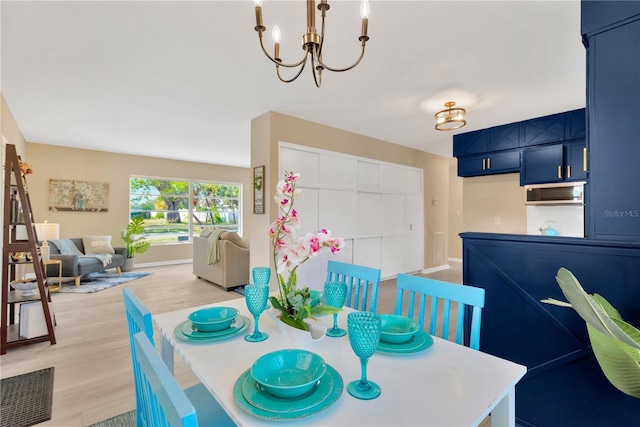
[347, 311, 381, 400]
[324, 281, 347, 338]
[244, 284, 269, 342]
[252, 267, 271, 286]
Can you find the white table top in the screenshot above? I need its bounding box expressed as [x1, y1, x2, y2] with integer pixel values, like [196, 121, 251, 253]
[154, 297, 526, 426]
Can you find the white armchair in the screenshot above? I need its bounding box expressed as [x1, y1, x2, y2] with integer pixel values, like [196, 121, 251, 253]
[193, 235, 250, 290]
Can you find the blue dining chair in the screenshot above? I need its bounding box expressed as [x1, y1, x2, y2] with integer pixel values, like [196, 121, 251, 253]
[133, 331, 199, 426]
[326, 261, 381, 312]
[122, 289, 234, 427]
[394, 274, 485, 350]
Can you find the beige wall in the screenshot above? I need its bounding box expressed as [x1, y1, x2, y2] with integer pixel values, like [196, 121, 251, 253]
[448, 158, 464, 259]
[462, 173, 526, 234]
[248, 112, 452, 272]
[24, 143, 251, 265]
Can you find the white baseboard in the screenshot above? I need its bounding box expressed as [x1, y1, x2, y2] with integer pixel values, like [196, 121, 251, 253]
[448, 257, 462, 264]
[134, 259, 193, 269]
[420, 264, 451, 275]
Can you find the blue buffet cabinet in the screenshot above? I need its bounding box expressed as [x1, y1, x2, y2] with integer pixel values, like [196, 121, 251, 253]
[461, 232, 640, 426]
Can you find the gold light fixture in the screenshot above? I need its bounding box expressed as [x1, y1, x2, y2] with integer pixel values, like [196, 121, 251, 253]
[434, 102, 467, 131]
[253, 0, 370, 88]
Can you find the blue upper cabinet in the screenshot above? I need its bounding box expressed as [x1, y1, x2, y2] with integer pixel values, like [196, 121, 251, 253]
[521, 114, 565, 147]
[564, 109, 587, 141]
[458, 150, 521, 178]
[521, 140, 587, 185]
[582, 0, 640, 36]
[452, 130, 488, 157]
[488, 123, 520, 151]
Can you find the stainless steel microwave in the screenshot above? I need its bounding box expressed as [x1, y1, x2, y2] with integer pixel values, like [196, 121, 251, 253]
[525, 182, 585, 205]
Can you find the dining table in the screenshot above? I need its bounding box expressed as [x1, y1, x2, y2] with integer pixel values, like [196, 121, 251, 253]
[153, 295, 527, 426]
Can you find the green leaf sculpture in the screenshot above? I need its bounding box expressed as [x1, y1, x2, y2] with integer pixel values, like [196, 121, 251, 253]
[541, 267, 640, 398]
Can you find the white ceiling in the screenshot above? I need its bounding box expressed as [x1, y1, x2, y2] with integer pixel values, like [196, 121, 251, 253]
[1, 1, 585, 168]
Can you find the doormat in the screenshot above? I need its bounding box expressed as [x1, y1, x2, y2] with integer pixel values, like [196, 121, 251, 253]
[0, 367, 54, 427]
[60, 272, 152, 293]
[89, 409, 135, 427]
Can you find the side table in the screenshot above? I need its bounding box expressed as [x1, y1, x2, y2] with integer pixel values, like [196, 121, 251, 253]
[44, 259, 63, 292]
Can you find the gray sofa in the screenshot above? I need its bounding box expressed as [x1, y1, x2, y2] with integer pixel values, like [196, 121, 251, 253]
[46, 238, 126, 287]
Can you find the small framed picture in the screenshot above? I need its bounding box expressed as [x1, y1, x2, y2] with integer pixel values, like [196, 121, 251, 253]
[253, 166, 265, 214]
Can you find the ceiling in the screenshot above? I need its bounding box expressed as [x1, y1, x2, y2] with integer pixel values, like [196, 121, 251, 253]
[1, 1, 585, 168]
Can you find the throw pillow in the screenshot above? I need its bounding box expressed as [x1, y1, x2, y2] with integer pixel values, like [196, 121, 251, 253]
[220, 231, 245, 248]
[82, 235, 115, 254]
[50, 239, 85, 256]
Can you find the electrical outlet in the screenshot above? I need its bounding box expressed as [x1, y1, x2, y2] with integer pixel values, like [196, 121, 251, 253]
[494, 217, 501, 225]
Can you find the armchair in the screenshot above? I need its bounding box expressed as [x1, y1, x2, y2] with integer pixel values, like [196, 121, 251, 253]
[193, 235, 249, 290]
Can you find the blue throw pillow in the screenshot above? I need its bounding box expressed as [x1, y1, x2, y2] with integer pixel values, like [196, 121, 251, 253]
[50, 239, 84, 256]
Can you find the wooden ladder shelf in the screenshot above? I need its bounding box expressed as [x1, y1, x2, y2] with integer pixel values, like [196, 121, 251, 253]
[1, 143, 56, 354]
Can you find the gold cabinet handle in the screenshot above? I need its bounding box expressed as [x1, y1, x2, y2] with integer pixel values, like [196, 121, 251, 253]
[583, 147, 587, 171]
[567, 165, 571, 178]
[558, 165, 562, 179]
[482, 158, 486, 170]
[487, 157, 491, 169]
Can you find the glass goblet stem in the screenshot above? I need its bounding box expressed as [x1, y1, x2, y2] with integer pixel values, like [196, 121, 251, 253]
[332, 313, 339, 331]
[358, 357, 371, 391]
[252, 314, 261, 338]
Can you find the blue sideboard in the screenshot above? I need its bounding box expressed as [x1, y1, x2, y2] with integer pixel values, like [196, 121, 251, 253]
[461, 232, 640, 426]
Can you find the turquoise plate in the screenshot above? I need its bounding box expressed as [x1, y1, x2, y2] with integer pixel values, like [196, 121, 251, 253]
[175, 315, 249, 342]
[376, 330, 434, 354]
[242, 364, 334, 412]
[233, 365, 343, 421]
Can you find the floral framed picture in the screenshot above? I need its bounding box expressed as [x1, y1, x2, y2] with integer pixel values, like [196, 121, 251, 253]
[253, 165, 265, 214]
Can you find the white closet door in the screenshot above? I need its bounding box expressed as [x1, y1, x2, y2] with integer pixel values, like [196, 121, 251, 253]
[406, 194, 424, 272]
[319, 189, 355, 239]
[354, 237, 381, 270]
[279, 147, 319, 185]
[294, 188, 319, 236]
[295, 239, 354, 291]
[320, 155, 356, 188]
[356, 192, 382, 237]
[382, 235, 406, 278]
[382, 194, 406, 236]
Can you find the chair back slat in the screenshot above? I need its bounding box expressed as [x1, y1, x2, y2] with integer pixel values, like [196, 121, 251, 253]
[394, 274, 485, 350]
[123, 288, 155, 427]
[327, 261, 381, 312]
[134, 332, 199, 427]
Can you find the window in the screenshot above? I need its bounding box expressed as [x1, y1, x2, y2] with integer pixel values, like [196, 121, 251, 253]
[129, 177, 241, 244]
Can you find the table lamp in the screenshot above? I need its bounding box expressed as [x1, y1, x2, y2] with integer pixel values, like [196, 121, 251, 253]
[35, 221, 60, 263]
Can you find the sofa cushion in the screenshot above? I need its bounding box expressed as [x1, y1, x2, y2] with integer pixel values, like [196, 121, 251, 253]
[83, 235, 115, 254]
[220, 231, 245, 248]
[51, 239, 84, 256]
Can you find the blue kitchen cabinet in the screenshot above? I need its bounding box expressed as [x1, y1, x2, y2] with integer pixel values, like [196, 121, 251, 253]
[458, 149, 521, 177]
[521, 113, 565, 147]
[586, 16, 640, 240]
[564, 108, 586, 140]
[521, 140, 587, 185]
[452, 130, 487, 157]
[488, 123, 520, 151]
[461, 232, 640, 427]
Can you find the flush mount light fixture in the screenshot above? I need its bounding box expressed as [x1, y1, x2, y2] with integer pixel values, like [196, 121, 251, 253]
[253, 0, 370, 88]
[434, 101, 467, 131]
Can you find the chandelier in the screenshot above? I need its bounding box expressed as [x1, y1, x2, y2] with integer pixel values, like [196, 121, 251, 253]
[253, 0, 370, 88]
[434, 102, 467, 131]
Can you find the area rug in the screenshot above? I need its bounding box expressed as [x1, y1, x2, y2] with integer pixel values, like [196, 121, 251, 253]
[0, 367, 54, 427]
[89, 410, 135, 427]
[60, 271, 152, 293]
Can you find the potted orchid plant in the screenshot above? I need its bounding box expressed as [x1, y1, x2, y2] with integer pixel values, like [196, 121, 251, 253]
[268, 171, 345, 331]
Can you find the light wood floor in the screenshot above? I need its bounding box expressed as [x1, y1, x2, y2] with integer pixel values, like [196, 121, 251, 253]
[0, 262, 462, 426]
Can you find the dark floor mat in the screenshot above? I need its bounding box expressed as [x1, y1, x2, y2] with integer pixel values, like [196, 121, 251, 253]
[0, 367, 54, 427]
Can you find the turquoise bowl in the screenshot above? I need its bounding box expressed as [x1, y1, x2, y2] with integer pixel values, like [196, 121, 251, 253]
[251, 349, 327, 399]
[188, 307, 239, 332]
[309, 290, 322, 307]
[379, 314, 420, 344]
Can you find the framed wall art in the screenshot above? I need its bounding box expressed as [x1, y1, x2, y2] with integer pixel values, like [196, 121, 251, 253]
[253, 165, 265, 214]
[48, 179, 109, 212]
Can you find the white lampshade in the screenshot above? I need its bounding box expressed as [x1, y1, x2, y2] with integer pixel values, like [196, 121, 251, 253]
[35, 222, 60, 263]
[35, 222, 60, 242]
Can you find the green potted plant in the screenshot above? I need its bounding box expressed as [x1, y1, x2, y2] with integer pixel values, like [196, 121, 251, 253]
[121, 216, 150, 272]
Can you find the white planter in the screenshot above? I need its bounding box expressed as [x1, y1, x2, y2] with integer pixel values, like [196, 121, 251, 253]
[122, 258, 135, 272]
[266, 309, 327, 344]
